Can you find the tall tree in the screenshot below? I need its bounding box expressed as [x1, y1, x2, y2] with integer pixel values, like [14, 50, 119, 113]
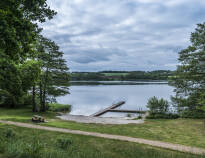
[170, 23, 205, 115]
[36, 36, 69, 112]
[0, 0, 56, 62]
[0, 0, 56, 107]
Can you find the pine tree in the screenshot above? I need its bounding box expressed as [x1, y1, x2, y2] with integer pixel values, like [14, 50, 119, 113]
[36, 36, 69, 112]
[170, 23, 205, 116]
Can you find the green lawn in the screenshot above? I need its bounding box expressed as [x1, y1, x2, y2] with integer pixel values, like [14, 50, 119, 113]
[0, 108, 205, 149]
[0, 124, 204, 158]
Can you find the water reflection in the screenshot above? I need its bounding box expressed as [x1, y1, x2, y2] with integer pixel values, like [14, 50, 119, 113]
[57, 83, 174, 116]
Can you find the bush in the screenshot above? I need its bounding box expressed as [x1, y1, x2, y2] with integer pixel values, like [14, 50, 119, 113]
[126, 113, 132, 117]
[147, 96, 169, 114]
[56, 137, 72, 149]
[23, 94, 33, 106]
[48, 103, 71, 112]
[180, 109, 205, 119]
[4, 128, 16, 139]
[146, 112, 179, 119]
[137, 115, 142, 119]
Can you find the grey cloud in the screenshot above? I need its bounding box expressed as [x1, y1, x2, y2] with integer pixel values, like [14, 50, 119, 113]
[40, 0, 205, 71]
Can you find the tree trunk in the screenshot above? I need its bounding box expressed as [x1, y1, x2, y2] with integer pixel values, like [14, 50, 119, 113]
[41, 67, 49, 112]
[39, 82, 45, 112]
[32, 84, 37, 112]
[42, 88, 46, 112]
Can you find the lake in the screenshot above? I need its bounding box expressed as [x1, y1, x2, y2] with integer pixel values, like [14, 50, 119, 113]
[57, 82, 174, 117]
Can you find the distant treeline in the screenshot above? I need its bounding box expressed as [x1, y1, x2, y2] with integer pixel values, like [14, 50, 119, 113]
[70, 70, 173, 81]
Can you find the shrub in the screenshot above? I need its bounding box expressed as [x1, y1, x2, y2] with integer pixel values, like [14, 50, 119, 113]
[133, 115, 143, 120]
[147, 96, 169, 113]
[180, 109, 205, 119]
[56, 137, 72, 149]
[4, 128, 16, 139]
[48, 103, 71, 112]
[126, 113, 132, 117]
[146, 112, 179, 119]
[137, 115, 142, 119]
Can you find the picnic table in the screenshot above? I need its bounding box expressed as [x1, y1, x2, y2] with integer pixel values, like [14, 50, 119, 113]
[32, 115, 45, 123]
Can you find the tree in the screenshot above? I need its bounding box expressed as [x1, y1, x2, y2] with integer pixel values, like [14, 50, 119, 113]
[0, 0, 56, 62]
[0, 0, 56, 108]
[147, 96, 169, 114]
[19, 60, 41, 111]
[0, 59, 24, 107]
[36, 36, 69, 112]
[0, 59, 40, 108]
[170, 23, 205, 117]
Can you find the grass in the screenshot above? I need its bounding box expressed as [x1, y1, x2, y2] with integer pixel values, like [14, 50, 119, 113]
[0, 123, 204, 158]
[48, 103, 71, 112]
[0, 108, 205, 149]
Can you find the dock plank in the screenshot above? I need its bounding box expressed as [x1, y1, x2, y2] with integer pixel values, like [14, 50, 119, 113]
[90, 101, 125, 117]
[108, 109, 146, 114]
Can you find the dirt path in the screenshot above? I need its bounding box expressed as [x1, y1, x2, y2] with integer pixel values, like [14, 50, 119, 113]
[0, 120, 205, 155]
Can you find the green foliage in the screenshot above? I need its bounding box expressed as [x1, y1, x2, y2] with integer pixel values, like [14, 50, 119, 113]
[146, 97, 176, 119]
[0, 0, 57, 109]
[147, 113, 179, 119]
[56, 137, 72, 150]
[0, 61, 24, 107]
[36, 36, 70, 112]
[0, 60, 41, 108]
[0, 1, 69, 111]
[0, 0, 56, 62]
[4, 128, 16, 139]
[22, 94, 33, 107]
[137, 115, 142, 119]
[147, 96, 169, 113]
[126, 113, 132, 117]
[170, 22, 205, 117]
[18, 60, 41, 92]
[180, 110, 205, 119]
[48, 103, 71, 112]
[133, 115, 143, 120]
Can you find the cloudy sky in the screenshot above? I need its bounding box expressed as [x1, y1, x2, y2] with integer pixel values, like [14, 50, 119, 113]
[41, 0, 205, 72]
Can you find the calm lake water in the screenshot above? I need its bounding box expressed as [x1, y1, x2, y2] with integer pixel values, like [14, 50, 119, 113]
[57, 82, 174, 117]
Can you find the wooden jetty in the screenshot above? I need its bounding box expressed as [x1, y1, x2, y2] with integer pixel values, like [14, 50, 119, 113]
[108, 109, 146, 114]
[90, 101, 125, 117]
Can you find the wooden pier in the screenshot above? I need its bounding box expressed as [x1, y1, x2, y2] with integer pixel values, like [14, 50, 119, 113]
[108, 109, 146, 114]
[90, 101, 125, 117]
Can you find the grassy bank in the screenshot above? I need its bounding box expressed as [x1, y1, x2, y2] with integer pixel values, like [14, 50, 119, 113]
[0, 108, 205, 148]
[0, 124, 204, 158]
[48, 103, 71, 112]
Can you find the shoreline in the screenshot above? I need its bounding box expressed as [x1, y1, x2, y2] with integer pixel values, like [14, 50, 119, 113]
[70, 80, 169, 85]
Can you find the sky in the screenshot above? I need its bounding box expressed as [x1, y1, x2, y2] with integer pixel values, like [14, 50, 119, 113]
[41, 0, 205, 72]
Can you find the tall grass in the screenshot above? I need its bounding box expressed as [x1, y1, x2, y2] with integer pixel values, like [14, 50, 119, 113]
[48, 103, 71, 112]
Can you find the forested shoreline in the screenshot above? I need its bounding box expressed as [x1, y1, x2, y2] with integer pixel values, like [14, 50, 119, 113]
[70, 70, 173, 81]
